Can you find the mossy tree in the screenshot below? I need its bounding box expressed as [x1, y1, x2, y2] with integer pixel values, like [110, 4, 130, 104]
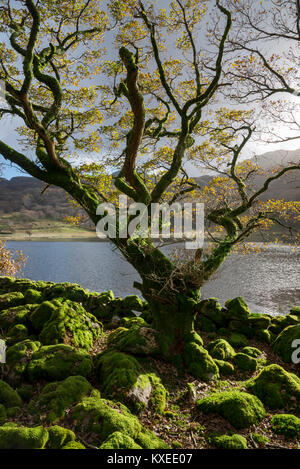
[0, 1, 299, 366]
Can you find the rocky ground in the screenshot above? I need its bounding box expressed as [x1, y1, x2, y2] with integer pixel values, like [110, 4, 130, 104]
[0, 276, 299, 450]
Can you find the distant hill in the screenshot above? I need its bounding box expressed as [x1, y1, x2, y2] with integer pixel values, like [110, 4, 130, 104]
[0, 148, 299, 236]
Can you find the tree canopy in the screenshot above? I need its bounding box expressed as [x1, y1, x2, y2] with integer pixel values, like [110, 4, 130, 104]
[0, 0, 299, 358]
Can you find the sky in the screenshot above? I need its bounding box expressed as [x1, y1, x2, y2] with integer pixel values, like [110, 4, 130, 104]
[0, 0, 299, 180]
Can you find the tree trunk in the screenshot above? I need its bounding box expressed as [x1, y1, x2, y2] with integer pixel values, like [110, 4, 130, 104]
[149, 292, 199, 359]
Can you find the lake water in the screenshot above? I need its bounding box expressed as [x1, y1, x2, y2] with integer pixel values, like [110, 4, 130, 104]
[6, 240, 300, 316]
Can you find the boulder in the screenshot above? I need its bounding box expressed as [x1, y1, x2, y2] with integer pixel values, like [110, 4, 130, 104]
[197, 391, 266, 429]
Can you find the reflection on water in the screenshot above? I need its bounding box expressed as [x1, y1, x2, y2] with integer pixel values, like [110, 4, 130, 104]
[6, 241, 300, 316]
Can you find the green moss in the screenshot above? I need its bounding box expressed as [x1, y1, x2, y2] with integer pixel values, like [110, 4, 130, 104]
[30, 376, 93, 423]
[207, 339, 235, 361]
[241, 346, 262, 358]
[100, 431, 142, 449]
[247, 364, 300, 411]
[197, 391, 266, 429]
[71, 396, 142, 440]
[214, 359, 235, 376]
[136, 429, 169, 449]
[7, 324, 29, 344]
[0, 292, 24, 311]
[85, 291, 115, 320]
[27, 344, 93, 382]
[0, 380, 22, 408]
[48, 426, 76, 449]
[254, 328, 272, 344]
[248, 314, 271, 330]
[183, 341, 219, 381]
[197, 298, 224, 326]
[290, 306, 300, 317]
[120, 317, 148, 328]
[233, 353, 258, 373]
[0, 304, 35, 331]
[270, 315, 299, 335]
[24, 289, 43, 304]
[96, 350, 167, 414]
[30, 300, 62, 331]
[43, 283, 90, 304]
[108, 325, 159, 356]
[32, 300, 102, 350]
[62, 440, 86, 449]
[251, 432, 269, 447]
[271, 414, 300, 439]
[0, 425, 49, 449]
[225, 297, 250, 321]
[212, 433, 248, 449]
[5, 339, 41, 380]
[228, 332, 248, 348]
[272, 325, 300, 363]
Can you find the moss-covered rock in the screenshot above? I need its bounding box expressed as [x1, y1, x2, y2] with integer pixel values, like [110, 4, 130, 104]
[43, 282, 90, 304]
[0, 425, 49, 449]
[270, 315, 299, 335]
[62, 440, 86, 449]
[207, 339, 235, 361]
[27, 344, 93, 382]
[214, 359, 235, 376]
[248, 313, 271, 330]
[271, 414, 300, 439]
[247, 364, 300, 411]
[0, 380, 22, 408]
[224, 297, 250, 321]
[197, 298, 225, 326]
[272, 325, 300, 363]
[0, 292, 25, 311]
[135, 429, 169, 449]
[100, 431, 142, 449]
[0, 304, 35, 332]
[24, 289, 43, 304]
[7, 324, 29, 345]
[108, 325, 159, 356]
[95, 350, 167, 414]
[228, 320, 254, 339]
[233, 353, 258, 373]
[197, 391, 266, 429]
[241, 346, 262, 358]
[47, 426, 76, 449]
[228, 332, 248, 348]
[290, 306, 300, 317]
[29, 376, 93, 423]
[183, 341, 219, 381]
[5, 339, 41, 381]
[85, 291, 115, 320]
[30, 299, 62, 330]
[31, 300, 102, 350]
[211, 433, 248, 449]
[251, 432, 269, 447]
[71, 395, 142, 440]
[254, 328, 272, 344]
